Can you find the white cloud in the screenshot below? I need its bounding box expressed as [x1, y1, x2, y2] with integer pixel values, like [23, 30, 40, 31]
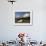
[16, 13, 30, 18]
[23, 13, 30, 18]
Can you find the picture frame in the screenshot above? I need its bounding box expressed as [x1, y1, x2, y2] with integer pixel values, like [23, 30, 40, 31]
[14, 10, 33, 26]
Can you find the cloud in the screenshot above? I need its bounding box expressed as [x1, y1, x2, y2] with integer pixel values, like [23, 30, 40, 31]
[23, 13, 30, 18]
[16, 13, 30, 18]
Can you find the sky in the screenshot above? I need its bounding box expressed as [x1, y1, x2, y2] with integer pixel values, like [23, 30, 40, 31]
[15, 12, 30, 18]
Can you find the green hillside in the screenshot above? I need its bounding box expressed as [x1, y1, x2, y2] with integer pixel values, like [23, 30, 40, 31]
[15, 17, 30, 23]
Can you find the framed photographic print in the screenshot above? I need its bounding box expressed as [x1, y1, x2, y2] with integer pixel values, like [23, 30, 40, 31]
[14, 10, 33, 26]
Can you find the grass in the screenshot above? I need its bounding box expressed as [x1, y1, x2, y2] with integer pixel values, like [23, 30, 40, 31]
[15, 17, 30, 23]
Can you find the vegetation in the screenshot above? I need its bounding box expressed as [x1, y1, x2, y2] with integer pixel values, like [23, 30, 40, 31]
[15, 17, 30, 23]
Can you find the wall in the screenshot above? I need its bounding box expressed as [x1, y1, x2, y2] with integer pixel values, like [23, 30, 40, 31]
[0, 0, 46, 42]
